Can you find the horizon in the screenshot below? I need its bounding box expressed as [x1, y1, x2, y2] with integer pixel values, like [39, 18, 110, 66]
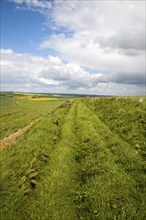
[1, 90, 145, 97]
[1, 0, 145, 96]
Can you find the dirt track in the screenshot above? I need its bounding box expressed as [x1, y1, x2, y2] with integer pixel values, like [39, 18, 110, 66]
[0, 118, 40, 151]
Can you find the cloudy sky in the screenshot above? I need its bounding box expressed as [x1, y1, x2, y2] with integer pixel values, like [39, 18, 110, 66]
[1, 0, 145, 95]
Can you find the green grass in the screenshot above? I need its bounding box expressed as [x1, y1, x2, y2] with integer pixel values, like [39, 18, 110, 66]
[83, 96, 146, 146]
[0, 96, 146, 219]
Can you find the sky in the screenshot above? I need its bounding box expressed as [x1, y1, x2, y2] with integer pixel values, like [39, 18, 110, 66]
[1, 0, 145, 95]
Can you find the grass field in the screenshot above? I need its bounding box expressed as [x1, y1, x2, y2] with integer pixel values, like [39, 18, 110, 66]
[0, 93, 146, 220]
[0, 93, 65, 139]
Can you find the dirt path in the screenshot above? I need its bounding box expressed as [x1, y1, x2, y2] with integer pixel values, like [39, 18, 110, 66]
[0, 118, 40, 151]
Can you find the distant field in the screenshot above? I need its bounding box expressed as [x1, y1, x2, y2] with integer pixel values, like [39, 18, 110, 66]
[29, 97, 60, 101]
[0, 92, 65, 139]
[0, 93, 146, 220]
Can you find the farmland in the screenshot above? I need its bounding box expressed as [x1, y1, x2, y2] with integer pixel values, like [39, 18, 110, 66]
[0, 93, 146, 220]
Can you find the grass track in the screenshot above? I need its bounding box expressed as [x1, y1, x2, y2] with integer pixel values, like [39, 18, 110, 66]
[37, 102, 79, 219]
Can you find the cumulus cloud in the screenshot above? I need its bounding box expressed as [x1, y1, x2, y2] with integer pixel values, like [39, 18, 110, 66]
[1, 49, 145, 95]
[40, 33, 145, 73]
[38, 0, 145, 89]
[0, 49, 102, 91]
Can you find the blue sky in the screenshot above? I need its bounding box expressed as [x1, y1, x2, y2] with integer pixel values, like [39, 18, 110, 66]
[1, 0, 145, 95]
[1, 0, 54, 56]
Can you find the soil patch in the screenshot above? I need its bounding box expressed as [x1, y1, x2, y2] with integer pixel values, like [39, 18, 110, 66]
[0, 118, 40, 151]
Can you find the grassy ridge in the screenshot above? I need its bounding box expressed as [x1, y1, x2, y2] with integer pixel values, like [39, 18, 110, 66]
[73, 101, 146, 219]
[0, 97, 146, 219]
[83, 97, 146, 147]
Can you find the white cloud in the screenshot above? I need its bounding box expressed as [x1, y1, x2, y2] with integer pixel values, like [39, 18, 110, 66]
[39, 33, 145, 76]
[0, 49, 14, 54]
[11, 0, 52, 10]
[1, 49, 145, 95]
[39, 1, 145, 80]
